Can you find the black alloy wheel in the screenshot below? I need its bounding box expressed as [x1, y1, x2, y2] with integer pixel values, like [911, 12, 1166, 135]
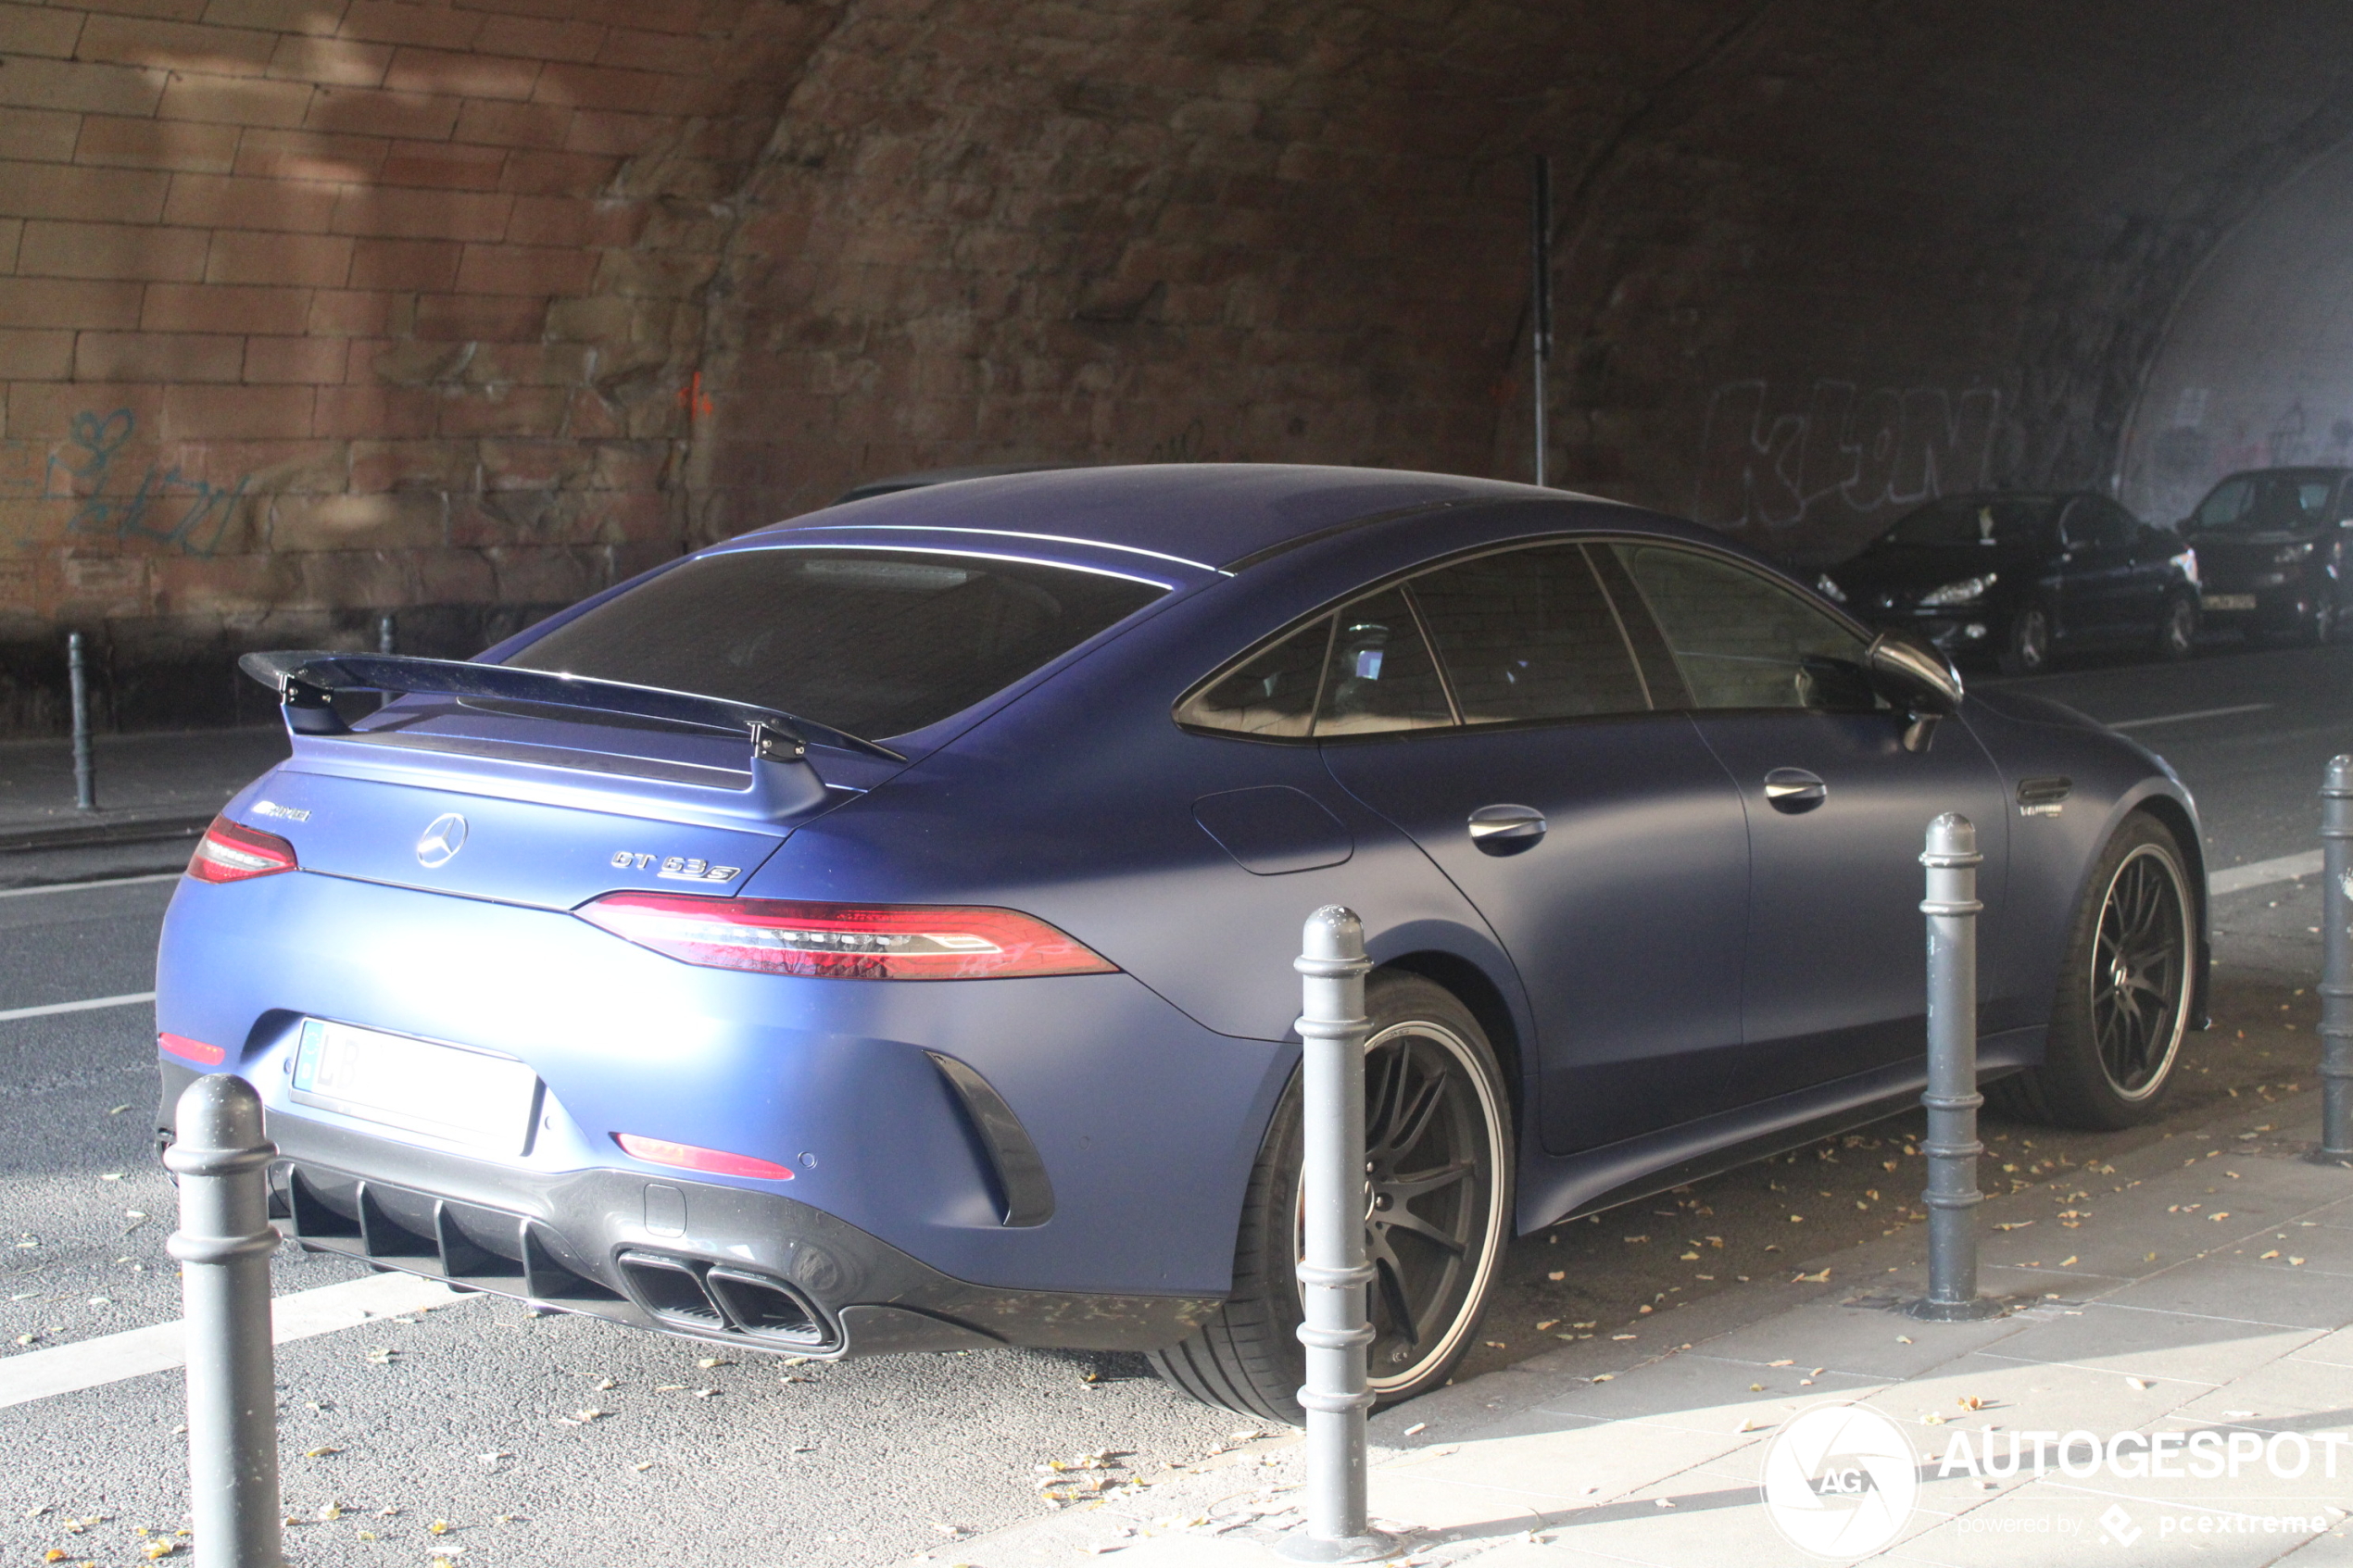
[1148, 974, 1513, 1423]
[2087, 843, 2193, 1098]
[2153, 594, 2197, 661]
[1988, 814, 2195, 1129]
[1353, 1020, 1506, 1391]
[1998, 605, 2051, 676]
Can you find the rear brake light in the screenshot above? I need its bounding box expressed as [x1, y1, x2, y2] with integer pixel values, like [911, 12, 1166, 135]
[576, 892, 1118, 980]
[188, 816, 297, 884]
[158, 1032, 224, 1065]
[615, 1133, 795, 1181]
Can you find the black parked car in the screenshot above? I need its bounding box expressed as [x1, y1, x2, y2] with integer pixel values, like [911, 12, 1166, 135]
[1818, 493, 2201, 675]
[2179, 467, 2353, 645]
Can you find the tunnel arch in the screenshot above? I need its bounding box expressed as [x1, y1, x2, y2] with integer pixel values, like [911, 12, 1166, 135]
[2119, 130, 2353, 527]
[6, 1, 2353, 722]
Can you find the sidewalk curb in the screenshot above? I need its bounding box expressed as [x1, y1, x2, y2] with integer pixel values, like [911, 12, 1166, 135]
[0, 812, 213, 854]
[891, 1085, 2338, 1567]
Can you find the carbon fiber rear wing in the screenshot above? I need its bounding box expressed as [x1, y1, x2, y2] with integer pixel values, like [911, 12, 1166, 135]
[239, 648, 906, 773]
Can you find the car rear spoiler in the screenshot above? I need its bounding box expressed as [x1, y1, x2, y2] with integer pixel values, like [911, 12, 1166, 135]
[239, 650, 905, 815]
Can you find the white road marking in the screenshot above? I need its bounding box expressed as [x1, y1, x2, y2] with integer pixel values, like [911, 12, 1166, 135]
[0, 990, 154, 1022]
[2107, 703, 2274, 731]
[0, 1272, 460, 1411]
[2210, 851, 2324, 896]
[0, 871, 180, 899]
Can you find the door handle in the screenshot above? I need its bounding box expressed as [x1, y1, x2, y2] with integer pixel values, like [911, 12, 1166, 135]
[1467, 803, 1547, 855]
[1763, 768, 1827, 813]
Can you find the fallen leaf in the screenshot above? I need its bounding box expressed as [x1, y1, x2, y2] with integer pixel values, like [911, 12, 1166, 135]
[2127, 1377, 2151, 1390]
[301, 1447, 340, 1459]
[1957, 1396, 1984, 1411]
[1591, 1374, 1614, 1383]
[1546, 1270, 1565, 1282]
[427, 1520, 451, 1536]
[2293, 1257, 2308, 1266]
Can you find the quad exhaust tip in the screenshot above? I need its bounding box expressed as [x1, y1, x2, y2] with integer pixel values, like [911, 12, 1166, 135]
[615, 1250, 832, 1349]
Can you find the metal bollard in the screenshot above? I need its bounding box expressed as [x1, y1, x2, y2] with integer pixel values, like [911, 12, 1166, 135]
[1909, 814, 1999, 1322]
[164, 1076, 284, 1568]
[1278, 908, 1396, 1564]
[68, 630, 94, 811]
[376, 613, 396, 656]
[2317, 756, 2353, 1163]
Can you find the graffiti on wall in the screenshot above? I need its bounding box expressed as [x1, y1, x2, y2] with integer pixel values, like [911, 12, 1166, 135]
[1692, 379, 2003, 531]
[31, 409, 250, 558]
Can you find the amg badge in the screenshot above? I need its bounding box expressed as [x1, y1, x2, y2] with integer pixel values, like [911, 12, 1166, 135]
[611, 851, 742, 884]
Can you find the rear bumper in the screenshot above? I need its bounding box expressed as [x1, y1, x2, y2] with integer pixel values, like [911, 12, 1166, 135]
[155, 869, 1293, 1326]
[159, 1059, 1216, 1358]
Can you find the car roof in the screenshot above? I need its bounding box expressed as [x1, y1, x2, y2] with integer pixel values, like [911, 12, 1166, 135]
[758, 463, 1555, 571]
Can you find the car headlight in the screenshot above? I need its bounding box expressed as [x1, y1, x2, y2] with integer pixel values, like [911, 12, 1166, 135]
[2275, 542, 2316, 564]
[1917, 572, 1997, 608]
[1815, 574, 1845, 603]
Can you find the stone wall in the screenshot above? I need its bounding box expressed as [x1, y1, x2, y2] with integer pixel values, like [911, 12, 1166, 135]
[3, 0, 2351, 730]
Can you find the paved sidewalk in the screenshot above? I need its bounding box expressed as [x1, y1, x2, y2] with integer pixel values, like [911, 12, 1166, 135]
[0, 725, 285, 851]
[904, 1090, 2353, 1567]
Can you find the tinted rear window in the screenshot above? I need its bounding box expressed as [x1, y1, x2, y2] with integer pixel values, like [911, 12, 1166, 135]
[508, 548, 1166, 740]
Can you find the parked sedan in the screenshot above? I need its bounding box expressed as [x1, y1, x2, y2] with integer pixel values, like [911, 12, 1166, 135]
[2178, 467, 2353, 644]
[1819, 492, 2201, 675]
[157, 466, 2207, 1424]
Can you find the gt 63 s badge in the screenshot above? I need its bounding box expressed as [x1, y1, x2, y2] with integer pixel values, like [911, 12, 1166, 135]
[611, 850, 740, 884]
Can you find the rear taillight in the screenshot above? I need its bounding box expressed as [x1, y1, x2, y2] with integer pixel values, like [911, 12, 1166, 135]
[615, 1133, 795, 1181]
[158, 1033, 224, 1065]
[187, 816, 297, 884]
[576, 892, 1118, 980]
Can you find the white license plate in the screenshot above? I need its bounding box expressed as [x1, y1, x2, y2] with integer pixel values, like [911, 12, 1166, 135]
[2204, 594, 2257, 611]
[290, 1019, 540, 1153]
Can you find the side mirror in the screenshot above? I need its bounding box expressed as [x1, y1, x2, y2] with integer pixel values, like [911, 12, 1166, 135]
[1866, 628, 1963, 753]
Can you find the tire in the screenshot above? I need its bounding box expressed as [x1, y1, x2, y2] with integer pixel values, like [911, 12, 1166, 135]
[2152, 594, 2197, 661]
[1149, 973, 1515, 1424]
[1986, 813, 2196, 1130]
[1996, 606, 2052, 676]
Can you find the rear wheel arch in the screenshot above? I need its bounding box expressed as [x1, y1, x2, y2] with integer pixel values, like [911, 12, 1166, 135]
[1380, 948, 1526, 1125]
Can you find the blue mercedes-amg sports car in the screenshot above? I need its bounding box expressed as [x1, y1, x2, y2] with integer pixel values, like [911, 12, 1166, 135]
[155, 465, 2208, 1422]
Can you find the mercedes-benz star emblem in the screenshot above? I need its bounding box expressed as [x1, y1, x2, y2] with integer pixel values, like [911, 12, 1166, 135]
[415, 813, 468, 869]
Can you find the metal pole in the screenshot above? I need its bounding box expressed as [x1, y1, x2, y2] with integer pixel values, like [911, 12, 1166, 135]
[1909, 814, 1997, 1322]
[164, 1075, 284, 1568]
[1277, 908, 1395, 1565]
[1530, 155, 1552, 490]
[2316, 755, 2353, 1161]
[376, 613, 396, 656]
[68, 631, 94, 811]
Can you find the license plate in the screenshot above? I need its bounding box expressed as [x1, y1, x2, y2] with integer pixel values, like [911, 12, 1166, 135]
[2204, 593, 2257, 611]
[290, 1019, 541, 1153]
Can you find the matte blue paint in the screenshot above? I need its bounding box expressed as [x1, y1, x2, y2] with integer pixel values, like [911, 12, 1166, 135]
[157, 465, 2206, 1338]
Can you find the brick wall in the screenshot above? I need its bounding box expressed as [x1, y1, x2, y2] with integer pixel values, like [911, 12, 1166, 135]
[0, 0, 832, 729]
[3, 0, 2352, 732]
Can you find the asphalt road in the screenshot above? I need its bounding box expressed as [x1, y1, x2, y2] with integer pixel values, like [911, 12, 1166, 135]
[0, 638, 2346, 1568]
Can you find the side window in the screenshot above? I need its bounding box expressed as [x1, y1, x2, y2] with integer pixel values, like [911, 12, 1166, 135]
[1175, 616, 1331, 738]
[1408, 544, 1651, 723]
[2060, 497, 2130, 551]
[1611, 545, 1876, 712]
[1315, 588, 1454, 736]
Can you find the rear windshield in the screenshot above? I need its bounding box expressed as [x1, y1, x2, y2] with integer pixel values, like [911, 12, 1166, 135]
[1873, 495, 2057, 549]
[507, 547, 1166, 740]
